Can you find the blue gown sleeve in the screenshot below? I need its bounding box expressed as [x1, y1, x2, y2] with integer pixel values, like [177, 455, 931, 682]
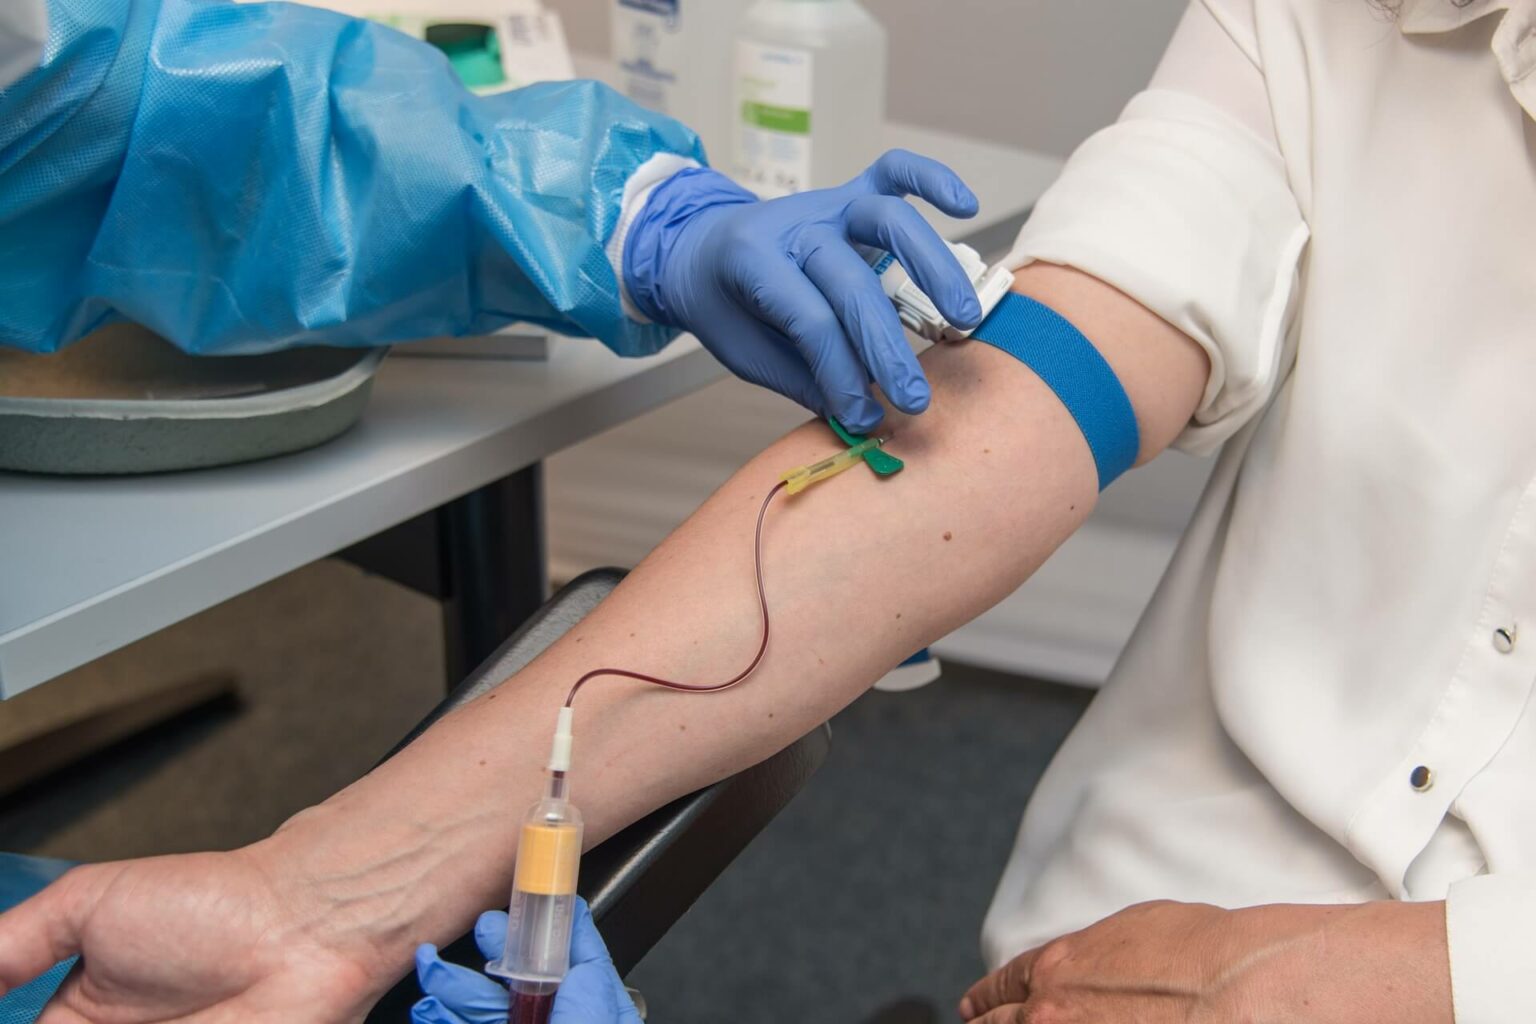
[0, 0, 704, 356]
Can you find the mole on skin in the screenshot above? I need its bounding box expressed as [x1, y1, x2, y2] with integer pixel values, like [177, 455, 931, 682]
[943, 531, 953, 541]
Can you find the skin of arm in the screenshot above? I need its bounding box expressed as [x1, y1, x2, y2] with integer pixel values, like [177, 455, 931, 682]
[259, 262, 1212, 981]
[9, 264, 1450, 1024]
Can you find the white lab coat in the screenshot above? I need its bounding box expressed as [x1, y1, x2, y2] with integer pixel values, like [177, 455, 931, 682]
[0, 0, 45, 89]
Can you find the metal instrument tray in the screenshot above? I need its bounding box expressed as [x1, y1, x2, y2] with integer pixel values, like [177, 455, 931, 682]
[0, 325, 385, 475]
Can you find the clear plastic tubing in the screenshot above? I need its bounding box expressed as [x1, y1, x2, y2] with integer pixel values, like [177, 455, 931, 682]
[488, 769, 584, 1024]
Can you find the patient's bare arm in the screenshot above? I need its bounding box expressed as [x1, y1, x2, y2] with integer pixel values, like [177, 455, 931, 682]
[270, 264, 1208, 969]
[0, 265, 1208, 1018]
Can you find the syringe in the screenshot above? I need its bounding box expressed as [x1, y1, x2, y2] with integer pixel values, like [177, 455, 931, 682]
[488, 709, 582, 1024]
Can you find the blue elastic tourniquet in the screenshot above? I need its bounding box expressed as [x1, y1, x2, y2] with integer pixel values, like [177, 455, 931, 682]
[0, 854, 75, 1024]
[0, 0, 704, 356]
[972, 292, 1139, 490]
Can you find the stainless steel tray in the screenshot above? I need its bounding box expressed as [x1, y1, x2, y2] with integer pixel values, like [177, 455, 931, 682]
[0, 325, 386, 475]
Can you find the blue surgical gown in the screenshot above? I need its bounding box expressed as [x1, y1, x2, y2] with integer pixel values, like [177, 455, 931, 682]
[0, 0, 704, 356]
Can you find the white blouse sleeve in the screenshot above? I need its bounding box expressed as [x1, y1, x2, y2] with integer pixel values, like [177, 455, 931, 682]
[1002, 0, 1309, 455]
[1446, 873, 1536, 1021]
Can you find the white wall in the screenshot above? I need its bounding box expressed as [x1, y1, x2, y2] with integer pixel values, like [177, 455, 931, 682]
[545, 0, 1186, 157]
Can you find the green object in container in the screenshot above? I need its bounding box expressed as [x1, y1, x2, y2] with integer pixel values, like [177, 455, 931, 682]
[829, 418, 904, 477]
[426, 23, 506, 90]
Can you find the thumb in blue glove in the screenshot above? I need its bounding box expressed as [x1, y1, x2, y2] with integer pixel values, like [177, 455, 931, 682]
[624, 149, 984, 435]
[411, 899, 642, 1024]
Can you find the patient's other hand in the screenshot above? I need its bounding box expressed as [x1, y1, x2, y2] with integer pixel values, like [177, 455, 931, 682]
[0, 848, 381, 1022]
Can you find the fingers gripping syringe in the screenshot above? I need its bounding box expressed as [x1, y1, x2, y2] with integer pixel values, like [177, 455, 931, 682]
[490, 428, 897, 1022]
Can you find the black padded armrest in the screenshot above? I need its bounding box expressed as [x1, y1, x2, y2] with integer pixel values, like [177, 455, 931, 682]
[366, 569, 830, 1019]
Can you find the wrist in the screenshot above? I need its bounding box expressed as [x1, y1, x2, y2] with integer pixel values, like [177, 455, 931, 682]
[240, 809, 397, 987]
[246, 800, 496, 988]
[1229, 901, 1452, 1024]
[622, 166, 756, 325]
[608, 153, 704, 323]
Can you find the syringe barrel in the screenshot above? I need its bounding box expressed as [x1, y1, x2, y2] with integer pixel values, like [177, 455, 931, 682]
[488, 791, 584, 990]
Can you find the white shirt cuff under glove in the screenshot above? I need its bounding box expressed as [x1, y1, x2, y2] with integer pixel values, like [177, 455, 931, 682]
[606, 152, 703, 324]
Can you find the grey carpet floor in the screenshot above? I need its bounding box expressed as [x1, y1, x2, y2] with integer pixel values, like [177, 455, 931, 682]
[0, 560, 445, 857]
[625, 663, 1090, 1024]
[0, 560, 1091, 1022]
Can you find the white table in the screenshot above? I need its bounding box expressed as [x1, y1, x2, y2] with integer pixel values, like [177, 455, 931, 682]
[0, 122, 1061, 700]
[0, 338, 723, 698]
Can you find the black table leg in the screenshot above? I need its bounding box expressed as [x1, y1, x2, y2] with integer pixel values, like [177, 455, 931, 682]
[338, 463, 549, 690]
[438, 464, 548, 686]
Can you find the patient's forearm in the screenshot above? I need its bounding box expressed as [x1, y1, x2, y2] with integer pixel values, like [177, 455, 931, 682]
[258, 265, 1208, 984]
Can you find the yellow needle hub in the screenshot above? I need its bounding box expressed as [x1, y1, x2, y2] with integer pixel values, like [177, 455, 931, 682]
[780, 437, 886, 495]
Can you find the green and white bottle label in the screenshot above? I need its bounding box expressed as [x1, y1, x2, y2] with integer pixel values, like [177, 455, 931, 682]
[734, 40, 813, 198]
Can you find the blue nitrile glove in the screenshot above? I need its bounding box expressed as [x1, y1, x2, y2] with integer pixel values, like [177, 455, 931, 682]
[411, 900, 642, 1024]
[623, 151, 985, 434]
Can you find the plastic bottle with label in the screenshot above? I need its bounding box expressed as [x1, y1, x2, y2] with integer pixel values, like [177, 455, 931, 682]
[733, 0, 887, 198]
[611, 1, 751, 166]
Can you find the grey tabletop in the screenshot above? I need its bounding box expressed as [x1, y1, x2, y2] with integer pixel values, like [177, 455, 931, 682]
[0, 122, 1062, 699]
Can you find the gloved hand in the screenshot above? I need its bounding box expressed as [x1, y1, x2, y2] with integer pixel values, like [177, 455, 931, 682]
[623, 150, 985, 434]
[412, 900, 641, 1024]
